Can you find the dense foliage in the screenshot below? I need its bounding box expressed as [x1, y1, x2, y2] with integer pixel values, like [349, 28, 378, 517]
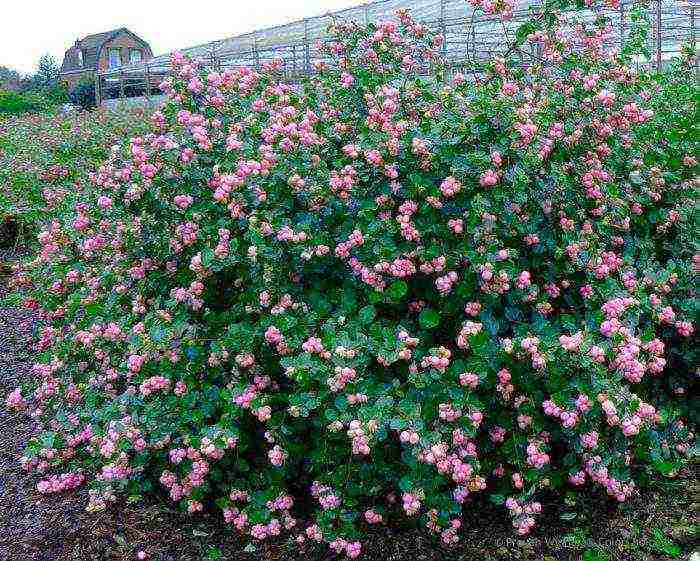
[4, 2, 697, 558]
[69, 79, 97, 111]
[0, 55, 67, 116]
[0, 89, 48, 116]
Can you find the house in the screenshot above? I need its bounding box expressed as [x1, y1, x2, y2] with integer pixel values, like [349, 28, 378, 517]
[59, 28, 153, 91]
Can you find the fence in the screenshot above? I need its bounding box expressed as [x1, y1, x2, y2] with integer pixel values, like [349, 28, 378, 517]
[96, 0, 697, 104]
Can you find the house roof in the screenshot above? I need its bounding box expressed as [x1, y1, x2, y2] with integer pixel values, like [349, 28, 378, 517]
[60, 28, 150, 74]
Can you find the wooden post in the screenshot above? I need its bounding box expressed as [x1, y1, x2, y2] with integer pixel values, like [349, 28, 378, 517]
[619, 1, 625, 51]
[440, 0, 448, 59]
[304, 19, 310, 75]
[253, 35, 260, 70]
[655, 0, 662, 72]
[94, 72, 102, 106]
[145, 65, 151, 101]
[470, 19, 476, 66]
[209, 50, 220, 72]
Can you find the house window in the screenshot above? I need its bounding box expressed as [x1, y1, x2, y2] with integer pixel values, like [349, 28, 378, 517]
[77, 50, 83, 66]
[108, 48, 121, 69]
[130, 49, 142, 64]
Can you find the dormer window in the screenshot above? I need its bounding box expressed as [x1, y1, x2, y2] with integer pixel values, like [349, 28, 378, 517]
[108, 48, 121, 69]
[77, 49, 83, 66]
[130, 49, 142, 64]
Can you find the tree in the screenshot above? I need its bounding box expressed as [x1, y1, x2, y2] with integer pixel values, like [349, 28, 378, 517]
[0, 65, 22, 91]
[68, 79, 96, 110]
[23, 54, 60, 92]
[20, 54, 67, 104]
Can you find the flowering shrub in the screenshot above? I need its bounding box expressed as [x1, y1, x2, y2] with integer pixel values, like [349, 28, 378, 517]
[6, 1, 697, 557]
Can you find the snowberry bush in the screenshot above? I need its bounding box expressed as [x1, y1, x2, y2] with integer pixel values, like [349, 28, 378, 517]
[6, 1, 697, 557]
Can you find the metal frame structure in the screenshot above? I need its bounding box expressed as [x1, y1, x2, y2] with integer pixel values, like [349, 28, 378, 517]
[96, 0, 697, 104]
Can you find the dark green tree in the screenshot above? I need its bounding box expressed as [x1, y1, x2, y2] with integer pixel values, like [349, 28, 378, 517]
[0, 65, 22, 90]
[24, 54, 60, 91]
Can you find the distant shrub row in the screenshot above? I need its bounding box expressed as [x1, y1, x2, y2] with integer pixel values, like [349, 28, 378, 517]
[0, 86, 68, 116]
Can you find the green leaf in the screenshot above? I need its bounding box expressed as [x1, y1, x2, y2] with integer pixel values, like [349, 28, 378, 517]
[515, 21, 537, 45]
[369, 290, 384, 304]
[419, 309, 440, 329]
[652, 459, 680, 475]
[386, 280, 408, 300]
[149, 325, 166, 342]
[335, 395, 348, 411]
[359, 305, 376, 323]
[489, 493, 505, 505]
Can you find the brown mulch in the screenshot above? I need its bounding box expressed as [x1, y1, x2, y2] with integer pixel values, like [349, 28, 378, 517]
[0, 248, 697, 561]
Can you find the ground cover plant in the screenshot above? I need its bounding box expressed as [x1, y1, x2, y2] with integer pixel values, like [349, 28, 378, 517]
[0, 90, 47, 117]
[0, 86, 66, 118]
[0, 107, 149, 246]
[3, 0, 698, 559]
[0, 55, 68, 117]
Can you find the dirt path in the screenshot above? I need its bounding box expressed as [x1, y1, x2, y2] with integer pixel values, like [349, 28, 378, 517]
[0, 249, 697, 561]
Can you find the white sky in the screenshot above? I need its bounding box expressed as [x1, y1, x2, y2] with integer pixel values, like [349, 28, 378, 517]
[2, 0, 366, 75]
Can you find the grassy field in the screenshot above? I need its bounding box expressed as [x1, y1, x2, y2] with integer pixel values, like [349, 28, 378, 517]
[0, 108, 149, 246]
